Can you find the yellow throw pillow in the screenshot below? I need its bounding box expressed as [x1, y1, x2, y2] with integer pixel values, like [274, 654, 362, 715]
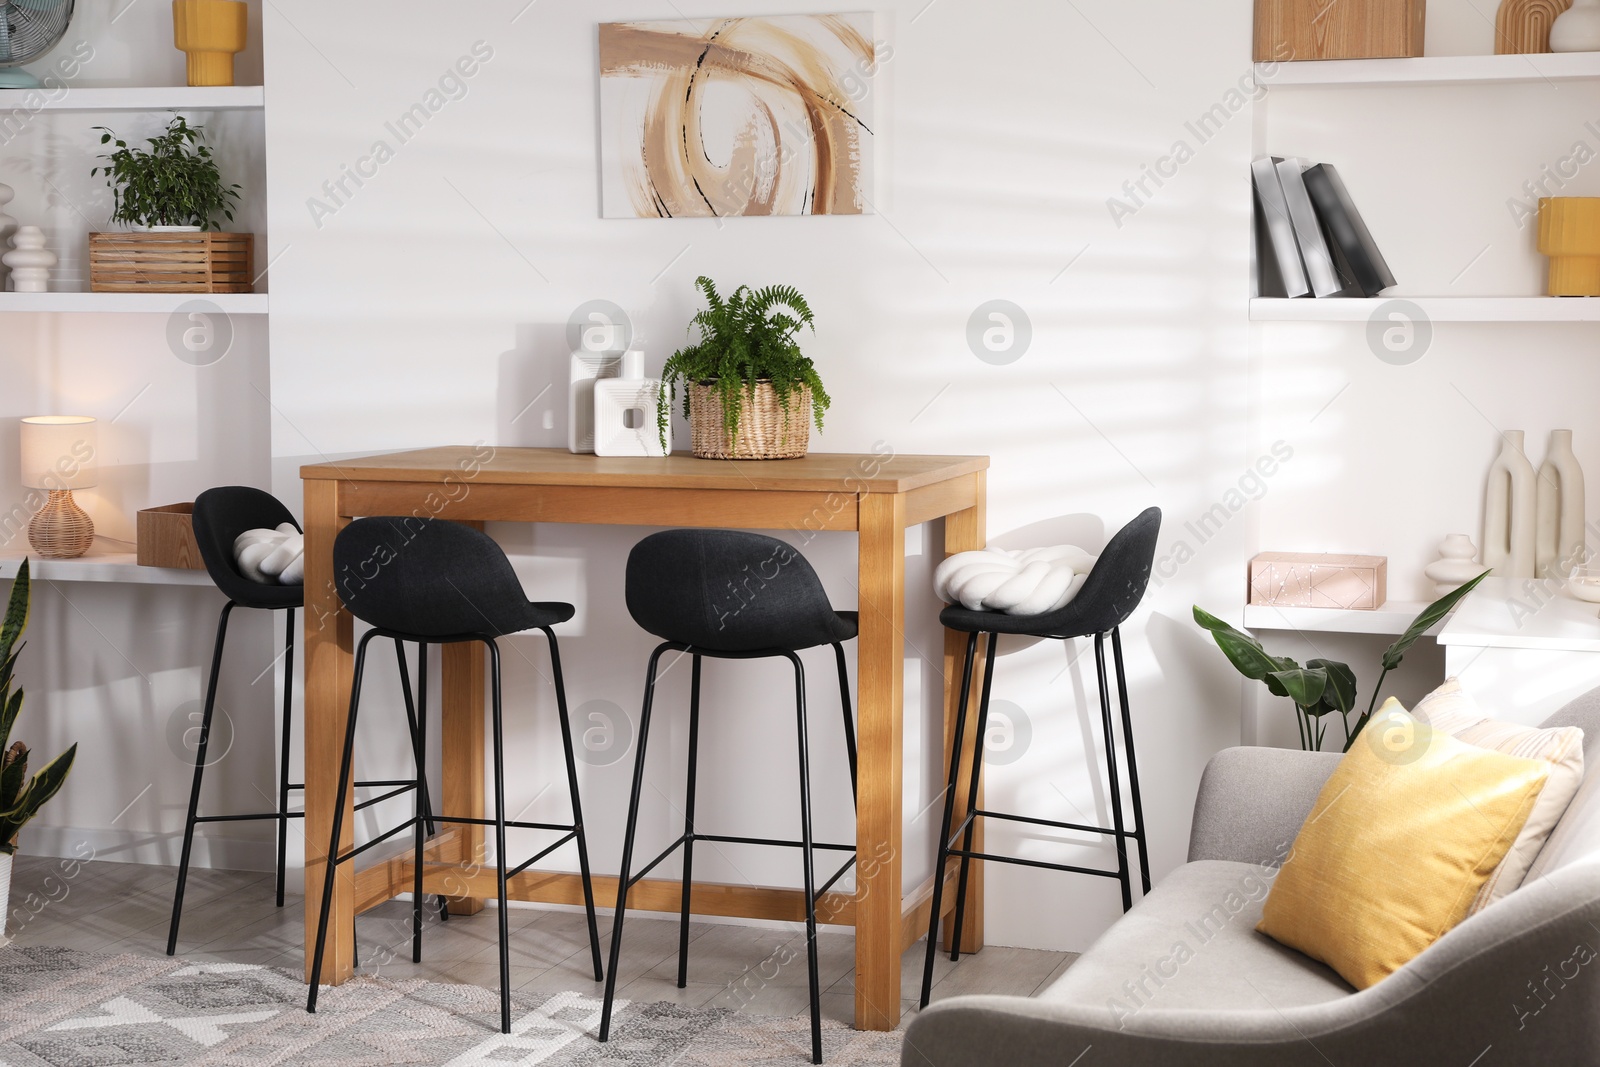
[1258, 704, 1550, 990]
[1413, 680, 1585, 913]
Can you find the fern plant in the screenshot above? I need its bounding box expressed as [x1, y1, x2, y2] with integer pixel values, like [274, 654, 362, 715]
[91, 115, 241, 231]
[657, 276, 831, 451]
[0, 561, 78, 854]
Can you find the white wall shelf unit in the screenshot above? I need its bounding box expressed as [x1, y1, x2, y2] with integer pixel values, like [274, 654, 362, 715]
[0, 86, 264, 112]
[1250, 297, 1600, 322]
[1243, 600, 1436, 636]
[0, 293, 268, 314]
[1257, 52, 1600, 89]
[0, 548, 213, 587]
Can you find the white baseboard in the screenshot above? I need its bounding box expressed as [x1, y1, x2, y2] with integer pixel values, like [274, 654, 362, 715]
[19, 825, 280, 874]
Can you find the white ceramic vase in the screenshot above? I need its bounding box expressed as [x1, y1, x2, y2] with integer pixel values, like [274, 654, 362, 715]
[1552, 0, 1600, 51]
[593, 346, 669, 458]
[568, 349, 622, 454]
[1, 226, 54, 294]
[0, 181, 15, 291]
[1536, 429, 1586, 578]
[1424, 534, 1483, 597]
[1484, 430, 1538, 578]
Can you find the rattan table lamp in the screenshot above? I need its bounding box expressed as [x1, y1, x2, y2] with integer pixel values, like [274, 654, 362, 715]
[21, 416, 97, 559]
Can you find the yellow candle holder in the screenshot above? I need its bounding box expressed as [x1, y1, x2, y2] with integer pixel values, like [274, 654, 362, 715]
[172, 0, 248, 88]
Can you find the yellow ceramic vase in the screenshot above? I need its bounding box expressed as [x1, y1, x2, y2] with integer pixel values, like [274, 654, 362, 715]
[1538, 197, 1600, 296]
[172, 0, 248, 87]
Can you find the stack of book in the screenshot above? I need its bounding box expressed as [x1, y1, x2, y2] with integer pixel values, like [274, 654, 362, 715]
[1253, 158, 1396, 299]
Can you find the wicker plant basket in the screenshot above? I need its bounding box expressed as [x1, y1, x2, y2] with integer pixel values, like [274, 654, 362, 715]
[88, 231, 254, 293]
[688, 381, 812, 460]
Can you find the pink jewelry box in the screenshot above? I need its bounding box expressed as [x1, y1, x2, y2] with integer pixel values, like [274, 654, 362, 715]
[1248, 552, 1388, 610]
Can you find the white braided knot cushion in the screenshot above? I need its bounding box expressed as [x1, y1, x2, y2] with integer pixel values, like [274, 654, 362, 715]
[933, 545, 1098, 615]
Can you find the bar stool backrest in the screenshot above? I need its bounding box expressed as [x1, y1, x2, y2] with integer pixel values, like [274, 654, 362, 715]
[333, 517, 532, 638]
[1040, 506, 1162, 638]
[625, 528, 853, 653]
[192, 486, 303, 608]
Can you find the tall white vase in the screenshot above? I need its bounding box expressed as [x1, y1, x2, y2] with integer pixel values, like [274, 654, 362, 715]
[0, 181, 16, 291]
[2, 226, 54, 294]
[1537, 429, 1587, 578]
[1484, 430, 1538, 578]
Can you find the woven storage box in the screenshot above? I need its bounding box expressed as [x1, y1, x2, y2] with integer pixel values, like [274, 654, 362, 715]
[688, 382, 811, 460]
[1249, 552, 1387, 610]
[136, 503, 205, 569]
[89, 232, 254, 293]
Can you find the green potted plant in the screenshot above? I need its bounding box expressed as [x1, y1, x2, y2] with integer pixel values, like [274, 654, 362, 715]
[87, 115, 251, 294]
[658, 276, 831, 460]
[1193, 570, 1489, 752]
[0, 561, 79, 936]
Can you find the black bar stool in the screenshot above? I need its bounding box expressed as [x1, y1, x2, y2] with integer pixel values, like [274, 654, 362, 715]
[598, 530, 858, 1066]
[167, 487, 444, 955]
[919, 507, 1162, 1008]
[306, 517, 603, 1034]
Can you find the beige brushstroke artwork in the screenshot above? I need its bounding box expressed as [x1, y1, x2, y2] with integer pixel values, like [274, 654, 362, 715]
[598, 14, 875, 218]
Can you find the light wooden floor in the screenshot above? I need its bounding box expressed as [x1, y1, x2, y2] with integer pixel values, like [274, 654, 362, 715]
[4, 855, 1076, 1029]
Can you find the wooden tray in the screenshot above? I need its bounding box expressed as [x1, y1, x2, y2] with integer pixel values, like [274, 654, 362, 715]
[89, 232, 254, 294]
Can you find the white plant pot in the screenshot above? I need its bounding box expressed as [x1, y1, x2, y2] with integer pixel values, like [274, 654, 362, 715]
[0, 852, 13, 943]
[139, 224, 204, 232]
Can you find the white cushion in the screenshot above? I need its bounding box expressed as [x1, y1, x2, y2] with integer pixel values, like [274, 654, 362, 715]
[933, 545, 1096, 615]
[233, 523, 305, 585]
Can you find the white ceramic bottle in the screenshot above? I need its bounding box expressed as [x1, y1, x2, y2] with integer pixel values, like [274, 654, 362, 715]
[1424, 534, 1483, 597]
[593, 346, 669, 458]
[1484, 430, 1538, 578]
[2, 226, 54, 294]
[1537, 429, 1587, 578]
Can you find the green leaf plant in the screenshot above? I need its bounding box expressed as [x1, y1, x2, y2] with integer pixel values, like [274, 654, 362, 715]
[91, 115, 241, 231]
[0, 561, 78, 855]
[1193, 569, 1490, 752]
[657, 275, 832, 451]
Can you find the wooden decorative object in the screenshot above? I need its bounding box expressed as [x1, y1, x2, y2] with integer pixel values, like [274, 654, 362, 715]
[137, 503, 206, 570]
[28, 491, 94, 560]
[1496, 0, 1574, 53]
[1538, 198, 1600, 295]
[1249, 552, 1388, 609]
[88, 232, 254, 294]
[687, 383, 812, 460]
[1254, 0, 1425, 61]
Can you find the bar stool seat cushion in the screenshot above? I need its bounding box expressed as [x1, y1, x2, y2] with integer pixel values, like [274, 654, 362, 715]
[626, 529, 856, 653]
[193, 486, 305, 610]
[335, 517, 574, 639]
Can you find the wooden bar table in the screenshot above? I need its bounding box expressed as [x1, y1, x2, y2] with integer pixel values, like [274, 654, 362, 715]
[300, 447, 989, 1030]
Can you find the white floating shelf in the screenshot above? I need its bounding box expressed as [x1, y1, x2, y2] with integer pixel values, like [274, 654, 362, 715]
[1243, 600, 1435, 637]
[1257, 52, 1600, 88]
[0, 548, 214, 588]
[0, 86, 264, 112]
[1250, 297, 1600, 323]
[0, 292, 268, 314]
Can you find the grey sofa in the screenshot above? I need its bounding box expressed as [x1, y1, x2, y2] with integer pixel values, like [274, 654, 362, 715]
[903, 689, 1600, 1066]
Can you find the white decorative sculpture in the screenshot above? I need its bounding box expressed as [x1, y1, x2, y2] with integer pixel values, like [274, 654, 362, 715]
[568, 348, 622, 453]
[0, 181, 15, 290]
[933, 545, 1098, 615]
[1537, 429, 1586, 578]
[233, 523, 305, 585]
[1484, 430, 1538, 579]
[1, 225, 52, 294]
[1424, 534, 1483, 597]
[1552, 0, 1600, 51]
[593, 346, 669, 458]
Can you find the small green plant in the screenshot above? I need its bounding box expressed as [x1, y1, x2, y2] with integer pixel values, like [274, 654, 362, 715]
[0, 561, 78, 854]
[657, 275, 831, 451]
[1193, 570, 1490, 752]
[91, 115, 241, 231]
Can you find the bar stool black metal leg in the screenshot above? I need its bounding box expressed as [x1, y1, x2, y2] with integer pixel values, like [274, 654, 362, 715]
[276, 607, 295, 908]
[1111, 628, 1150, 895]
[308, 630, 377, 1013]
[395, 641, 450, 926]
[543, 627, 602, 982]
[168, 600, 235, 956]
[921, 630, 979, 1008]
[785, 651, 823, 1065]
[1094, 633, 1133, 913]
[832, 642, 856, 804]
[486, 639, 513, 1034]
[676, 654, 702, 989]
[950, 633, 999, 964]
[599, 645, 666, 1043]
[411, 642, 427, 965]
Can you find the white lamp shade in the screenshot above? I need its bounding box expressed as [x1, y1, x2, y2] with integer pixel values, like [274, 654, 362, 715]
[20, 416, 98, 491]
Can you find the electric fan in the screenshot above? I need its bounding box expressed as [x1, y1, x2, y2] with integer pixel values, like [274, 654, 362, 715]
[0, 0, 74, 90]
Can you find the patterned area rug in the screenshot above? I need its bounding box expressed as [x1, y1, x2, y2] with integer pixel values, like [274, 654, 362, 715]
[0, 947, 904, 1066]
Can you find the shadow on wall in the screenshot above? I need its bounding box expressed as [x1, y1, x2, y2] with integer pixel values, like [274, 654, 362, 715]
[497, 323, 567, 449]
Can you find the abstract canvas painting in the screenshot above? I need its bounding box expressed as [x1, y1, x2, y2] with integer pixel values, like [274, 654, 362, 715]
[599, 14, 876, 218]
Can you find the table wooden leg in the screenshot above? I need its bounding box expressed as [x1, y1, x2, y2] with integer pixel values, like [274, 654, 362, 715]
[441, 639, 486, 915]
[855, 492, 906, 1031]
[303, 479, 355, 983]
[942, 472, 987, 955]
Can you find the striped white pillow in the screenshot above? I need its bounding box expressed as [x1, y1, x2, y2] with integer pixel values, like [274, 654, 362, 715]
[1413, 677, 1585, 913]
